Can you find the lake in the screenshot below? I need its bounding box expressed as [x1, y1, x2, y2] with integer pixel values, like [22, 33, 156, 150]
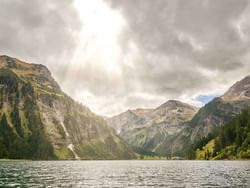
[0, 160, 249, 187]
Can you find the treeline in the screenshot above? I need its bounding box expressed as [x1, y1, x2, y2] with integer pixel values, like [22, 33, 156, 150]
[187, 107, 250, 159]
[186, 131, 218, 159]
[213, 107, 250, 159]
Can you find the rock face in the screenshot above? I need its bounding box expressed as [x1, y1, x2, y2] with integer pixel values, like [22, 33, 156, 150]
[107, 100, 198, 156]
[222, 76, 250, 101]
[190, 75, 250, 142]
[0, 55, 134, 160]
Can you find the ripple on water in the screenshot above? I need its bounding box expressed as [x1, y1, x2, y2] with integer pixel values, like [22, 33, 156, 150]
[0, 160, 249, 187]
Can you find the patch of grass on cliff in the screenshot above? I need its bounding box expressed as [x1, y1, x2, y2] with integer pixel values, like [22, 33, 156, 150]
[54, 147, 75, 160]
[195, 139, 215, 160]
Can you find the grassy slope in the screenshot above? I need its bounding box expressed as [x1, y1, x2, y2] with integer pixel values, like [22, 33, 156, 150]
[195, 139, 215, 160]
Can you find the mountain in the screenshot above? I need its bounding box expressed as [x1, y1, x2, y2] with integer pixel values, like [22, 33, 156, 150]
[0, 55, 134, 160]
[193, 106, 250, 160]
[190, 76, 250, 142]
[182, 75, 250, 159]
[108, 76, 250, 158]
[107, 100, 198, 156]
[212, 106, 250, 159]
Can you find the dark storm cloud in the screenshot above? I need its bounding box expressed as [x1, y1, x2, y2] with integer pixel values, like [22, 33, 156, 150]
[106, 0, 249, 61]
[0, 0, 82, 65]
[104, 0, 250, 100]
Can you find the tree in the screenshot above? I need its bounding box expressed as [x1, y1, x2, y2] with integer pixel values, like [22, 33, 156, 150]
[213, 138, 220, 156]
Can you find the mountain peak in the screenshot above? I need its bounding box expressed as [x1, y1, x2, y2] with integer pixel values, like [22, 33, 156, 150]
[0, 55, 19, 68]
[222, 75, 250, 101]
[157, 99, 196, 110]
[0, 55, 51, 75]
[0, 55, 61, 93]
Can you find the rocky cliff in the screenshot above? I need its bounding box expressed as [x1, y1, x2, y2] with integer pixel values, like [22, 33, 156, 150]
[0, 55, 134, 160]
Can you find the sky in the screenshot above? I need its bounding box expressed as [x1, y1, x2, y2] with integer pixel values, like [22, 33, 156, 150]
[0, 0, 250, 116]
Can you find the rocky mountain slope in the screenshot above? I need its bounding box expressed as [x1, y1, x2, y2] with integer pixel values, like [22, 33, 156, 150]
[190, 75, 250, 142]
[172, 75, 250, 158]
[107, 100, 198, 156]
[192, 106, 250, 160]
[0, 55, 134, 160]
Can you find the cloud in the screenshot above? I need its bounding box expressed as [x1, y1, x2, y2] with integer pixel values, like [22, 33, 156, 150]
[0, 0, 82, 68]
[97, 0, 250, 115]
[1, 0, 250, 116]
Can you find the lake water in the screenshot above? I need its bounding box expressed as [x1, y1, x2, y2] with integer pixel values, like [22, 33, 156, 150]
[0, 160, 249, 187]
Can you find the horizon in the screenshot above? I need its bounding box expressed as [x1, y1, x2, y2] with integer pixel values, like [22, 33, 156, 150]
[0, 0, 250, 116]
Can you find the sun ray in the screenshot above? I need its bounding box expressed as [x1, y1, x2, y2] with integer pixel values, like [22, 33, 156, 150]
[72, 0, 125, 73]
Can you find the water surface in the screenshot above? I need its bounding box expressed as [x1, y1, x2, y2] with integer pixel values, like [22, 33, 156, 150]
[0, 160, 249, 187]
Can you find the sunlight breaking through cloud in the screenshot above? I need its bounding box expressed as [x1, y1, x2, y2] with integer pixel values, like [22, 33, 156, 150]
[0, 0, 250, 116]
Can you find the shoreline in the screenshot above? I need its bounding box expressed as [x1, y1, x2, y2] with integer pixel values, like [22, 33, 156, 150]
[1, 158, 249, 161]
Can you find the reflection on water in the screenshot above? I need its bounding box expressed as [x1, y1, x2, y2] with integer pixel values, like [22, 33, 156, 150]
[0, 160, 249, 187]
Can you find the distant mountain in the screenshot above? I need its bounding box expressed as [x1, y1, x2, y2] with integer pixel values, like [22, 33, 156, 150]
[0, 55, 134, 160]
[107, 100, 198, 156]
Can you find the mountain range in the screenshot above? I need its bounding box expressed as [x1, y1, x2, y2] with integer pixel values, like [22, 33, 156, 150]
[107, 76, 250, 157]
[0, 55, 249, 159]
